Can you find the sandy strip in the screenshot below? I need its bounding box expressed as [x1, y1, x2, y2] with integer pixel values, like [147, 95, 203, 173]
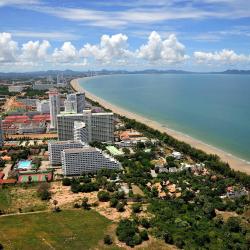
[71, 78, 250, 175]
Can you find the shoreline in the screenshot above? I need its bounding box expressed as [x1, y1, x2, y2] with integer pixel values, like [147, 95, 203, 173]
[70, 78, 250, 175]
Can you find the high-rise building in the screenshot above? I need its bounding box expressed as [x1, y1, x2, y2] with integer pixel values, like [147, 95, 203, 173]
[61, 146, 121, 176]
[57, 113, 85, 141]
[49, 89, 60, 129]
[91, 112, 114, 142]
[57, 110, 114, 142]
[36, 100, 50, 113]
[73, 121, 88, 143]
[64, 92, 85, 113]
[0, 117, 3, 147]
[48, 140, 83, 165]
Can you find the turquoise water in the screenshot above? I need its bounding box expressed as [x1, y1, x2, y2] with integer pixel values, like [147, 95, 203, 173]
[79, 74, 250, 162]
[17, 160, 32, 169]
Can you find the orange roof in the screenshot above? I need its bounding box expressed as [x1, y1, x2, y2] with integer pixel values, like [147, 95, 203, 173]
[1, 156, 11, 161]
[0, 179, 16, 184]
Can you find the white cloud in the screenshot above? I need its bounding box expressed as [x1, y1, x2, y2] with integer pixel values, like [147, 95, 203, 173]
[0, 32, 18, 62]
[80, 33, 132, 63]
[0, 0, 39, 7]
[52, 42, 78, 63]
[20, 40, 50, 61]
[194, 49, 250, 64]
[12, 30, 81, 41]
[137, 31, 188, 64]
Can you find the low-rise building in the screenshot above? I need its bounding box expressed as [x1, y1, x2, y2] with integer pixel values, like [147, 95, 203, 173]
[8, 85, 25, 92]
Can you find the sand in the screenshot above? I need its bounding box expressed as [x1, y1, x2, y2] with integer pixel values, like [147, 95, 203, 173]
[71, 78, 250, 175]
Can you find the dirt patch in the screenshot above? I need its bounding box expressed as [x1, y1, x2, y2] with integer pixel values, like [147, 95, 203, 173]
[215, 209, 238, 221]
[50, 182, 133, 222]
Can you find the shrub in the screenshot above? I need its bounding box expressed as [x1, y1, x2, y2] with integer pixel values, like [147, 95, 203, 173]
[139, 230, 149, 241]
[116, 202, 125, 212]
[97, 191, 110, 202]
[82, 197, 90, 210]
[110, 197, 118, 208]
[104, 235, 113, 245]
[116, 219, 142, 247]
[226, 217, 241, 232]
[62, 178, 71, 186]
[140, 218, 151, 229]
[164, 231, 173, 244]
[113, 190, 125, 200]
[132, 203, 142, 213]
[37, 183, 51, 200]
[73, 203, 81, 208]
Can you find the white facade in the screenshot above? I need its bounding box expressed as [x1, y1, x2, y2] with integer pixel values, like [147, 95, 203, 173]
[48, 140, 83, 165]
[57, 113, 85, 141]
[0, 118, 3, 147]
[61, 146, 121, 176]
[36, 100, 50, 113]
[57, 110, 114, 143]
[33, 83, 56, 90]
[74, 121, 88, 143]
[49, 90, 60, 129]
[8, 85, 25, 92]
[91, 112, 114, 142]
[18, 121, 46, 134]
[64, 92, 85, 113]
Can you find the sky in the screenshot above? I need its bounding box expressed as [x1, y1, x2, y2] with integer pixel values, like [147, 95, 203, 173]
[0, 0, 250, 72]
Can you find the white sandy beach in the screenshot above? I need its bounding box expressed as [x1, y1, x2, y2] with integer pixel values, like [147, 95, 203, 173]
[71, 78, 250, 175]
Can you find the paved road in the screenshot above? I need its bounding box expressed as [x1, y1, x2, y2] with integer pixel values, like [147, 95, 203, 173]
[0, 210, 49, 217]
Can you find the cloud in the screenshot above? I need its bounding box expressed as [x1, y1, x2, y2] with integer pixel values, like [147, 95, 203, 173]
[0, 0, 39, 7]
[20, 40, 50, 61]
[194, 49, 250, 64]
[137, 31, 188, 64]
[80, 33, 132, 63]
[8, 0, 250, 31]
[52, 42, 78, 63]
[0, 32, 18, 62]
[12, 30, 81, 41]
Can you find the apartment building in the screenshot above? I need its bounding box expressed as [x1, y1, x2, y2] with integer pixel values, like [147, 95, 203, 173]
[61, 146, 121, 175]
[48, 140, 83, 165]
[57, 110, 114, 143]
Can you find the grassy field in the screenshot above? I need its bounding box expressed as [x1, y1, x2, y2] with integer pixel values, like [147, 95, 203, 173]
[0, 188, 11, 211]
[0, 185, 48, 214]
[0, 209, 117, 250]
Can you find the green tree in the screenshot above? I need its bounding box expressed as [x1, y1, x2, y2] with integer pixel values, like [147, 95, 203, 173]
[132, 203, 142, 213]
[97, 191, 110, 202]
[103, 235, 113, 245]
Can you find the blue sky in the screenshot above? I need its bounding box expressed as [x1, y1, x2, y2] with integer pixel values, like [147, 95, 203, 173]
[0, 0, 250, 72]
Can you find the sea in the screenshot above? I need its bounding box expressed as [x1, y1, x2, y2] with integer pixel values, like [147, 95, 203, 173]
[79, 74, 250, 163]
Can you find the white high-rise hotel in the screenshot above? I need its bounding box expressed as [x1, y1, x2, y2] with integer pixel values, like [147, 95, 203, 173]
[48, 89, 121, 176]
[48, 140, 83, 165]
[61, 146, 121, 176]
[49, 89, 60, 129]
[57, 110, 114, 143]
[64, 92, 85, 113]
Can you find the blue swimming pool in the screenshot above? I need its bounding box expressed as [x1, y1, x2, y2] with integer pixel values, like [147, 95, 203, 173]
[17, 160, 32, 169]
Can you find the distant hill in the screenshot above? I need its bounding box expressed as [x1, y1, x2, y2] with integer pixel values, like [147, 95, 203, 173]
[219, 69, 250, 74]
[0, 69, 250, 79]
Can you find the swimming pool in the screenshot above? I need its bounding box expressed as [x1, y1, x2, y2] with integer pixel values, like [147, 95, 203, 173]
[17, 160, 32, 169]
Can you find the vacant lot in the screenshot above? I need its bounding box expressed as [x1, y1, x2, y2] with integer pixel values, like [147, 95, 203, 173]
[0, 185, 48, 214]
[0, 210, 115, 250]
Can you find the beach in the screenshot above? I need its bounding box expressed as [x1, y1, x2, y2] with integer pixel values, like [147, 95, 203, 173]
[71, 78, 250, 175]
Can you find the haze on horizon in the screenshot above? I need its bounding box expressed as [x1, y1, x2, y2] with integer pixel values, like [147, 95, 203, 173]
[0, 0, 250, 72]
